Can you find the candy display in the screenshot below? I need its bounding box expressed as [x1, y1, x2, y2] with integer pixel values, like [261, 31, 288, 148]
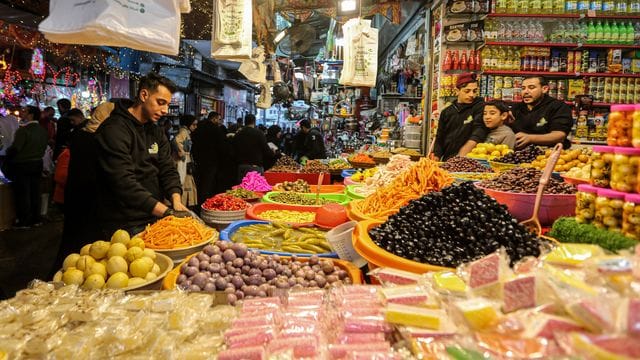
[369, 182, 544, 267]
[257, 209, 316, 223]
[301, 159, 330, 173]
[233, 171, 272, 192]
[548, 217, 638, 252]
[175, 243, 351, 303]
[269, 155, 301, 173]
[138, 216, 217, 250]
[350, 167, 378, 182]
[467, 142, 512, 160]
[269, 192, 339, 205]
[478, 167, 576, 194]
[440, 156, 491, 172]
[273, 179, 310, 193]
[353, 155, 414, 197]
[493, 145, 544, 164]
[230, 223, 331, 254]
[225, 188, 260, 200]
[202, 194, 251, 211]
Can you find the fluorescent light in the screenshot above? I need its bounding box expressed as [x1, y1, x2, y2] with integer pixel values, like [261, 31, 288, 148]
[335, 37, 345, 47]
[274, 29, 287, 44]
[81, 91, 90, 98]
[340, 0, 357, 12]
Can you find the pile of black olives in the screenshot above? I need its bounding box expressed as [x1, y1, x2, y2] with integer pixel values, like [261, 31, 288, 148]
[495, 145, 543, 164]
[369, 182, 543, 268]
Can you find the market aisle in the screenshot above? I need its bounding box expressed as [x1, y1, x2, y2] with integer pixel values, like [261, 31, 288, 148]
[0, 209, 63, 300]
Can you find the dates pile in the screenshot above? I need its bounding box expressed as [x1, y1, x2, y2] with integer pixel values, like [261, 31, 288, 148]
[440, 156, 491, 173]
[494, 145, 543, 164]
[369, 182, 544, 267]
[479, 167, 576, 194]
[269, 155, 300, 172]
[301, 160, 330, 174]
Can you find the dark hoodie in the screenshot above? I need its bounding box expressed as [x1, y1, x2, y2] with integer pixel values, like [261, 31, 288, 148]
[434, 97, 486, 161]
[510, 94, 573, 149]
[95, 99, 181, 230]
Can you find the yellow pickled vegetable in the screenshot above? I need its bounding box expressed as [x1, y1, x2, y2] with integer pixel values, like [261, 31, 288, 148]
[259, 210, 316, 223]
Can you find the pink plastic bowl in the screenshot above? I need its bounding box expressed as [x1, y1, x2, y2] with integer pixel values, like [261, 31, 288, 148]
[475, 184, 576, 226]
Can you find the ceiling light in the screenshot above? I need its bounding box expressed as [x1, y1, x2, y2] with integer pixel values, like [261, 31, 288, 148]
[274, 29, 288, 44]
[337, 0, 360, 16]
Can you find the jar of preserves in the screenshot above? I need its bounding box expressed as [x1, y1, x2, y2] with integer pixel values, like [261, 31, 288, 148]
[608, 104, 634, 147]
[575, 184, 598, 224]
[623, 193, 640, 240]
[590, 145, 615, 188]
[610, 147, 640, 193]
[595, 188, 625, 231]
[633, 104, 640, 148]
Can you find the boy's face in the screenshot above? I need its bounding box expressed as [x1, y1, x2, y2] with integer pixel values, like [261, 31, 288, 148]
[483, 105, 507, 129]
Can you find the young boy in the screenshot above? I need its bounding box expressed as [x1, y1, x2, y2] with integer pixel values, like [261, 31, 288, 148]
[483, 100, 516, 149]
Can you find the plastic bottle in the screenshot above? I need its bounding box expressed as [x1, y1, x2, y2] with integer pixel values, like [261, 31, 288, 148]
[603, 20, 612, 44]
[531, 0, 542, 12]
[631, 0, 640, 14]
[590, 0, 603, 10]
[611, 21, 620, 44]
[616, 0, 629, 13]
[496, 0, 507, 13]
[595, 20, 604, 44]
[542, 0, 554, 13]
[603, 0, 615, 13]
[554, 0, 566, 13]
[633, 22, 640, 45]
[536, 21, 545, 42]
[587, 21, 597, 43]
[578, 0, 590, 12]
[580, 21, 589, 43]
[460, 51, 468, 70]
[519, 0, 530, 13]
[507, 0, 517, 13]
[566, 0, 578, 12]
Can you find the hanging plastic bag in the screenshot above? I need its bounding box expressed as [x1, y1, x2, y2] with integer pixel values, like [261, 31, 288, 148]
[349, 25, 378, 87]
[238, 46, 267, 83]
[38, 0, 181, 55]
[211, 0, 252, 59]
[256, 81, 273, 109]
[179, 0, 192, 13]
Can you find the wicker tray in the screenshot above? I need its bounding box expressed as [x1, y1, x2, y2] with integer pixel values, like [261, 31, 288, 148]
[348, 160, 377, 169]
[373, 156, 390, 165]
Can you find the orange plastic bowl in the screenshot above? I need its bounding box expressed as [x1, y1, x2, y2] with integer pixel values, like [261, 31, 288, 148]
[353, 220, 453, 274]
[315, 203, 349, 229]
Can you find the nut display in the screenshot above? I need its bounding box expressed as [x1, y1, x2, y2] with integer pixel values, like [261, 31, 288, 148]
[369, 182, 544, 268]
[301, 160, 330, 174]
[467, 143, 512, 160]
[274, 179, 310, 193]
[594, 189, 625, 232]
[440, 156, 491, 173]
[478, 167, 576, 194]
[494, 145, 543, 164]
[575, 185, 597, 224]
[623, 194, 640, 240]
[528, 148, 591, 173]
[269, 155, 301, 172]
[230, 223, 331, 254]
[270, 192, 338, 206]
[590, 146, 614, 188]
[610, 147, 640, 193]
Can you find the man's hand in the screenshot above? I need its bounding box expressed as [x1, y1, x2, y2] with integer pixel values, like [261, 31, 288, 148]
[515, 132, 532, 149]
[173, 201, 189, 212]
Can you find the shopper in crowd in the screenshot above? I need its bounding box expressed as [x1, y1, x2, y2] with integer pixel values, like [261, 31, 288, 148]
[95, 72, 188, 236]
[174, 114, 198, 207]
[5, 106, 48, 229]
[236, 117, 243, 131]
[52, 101, 115, 275]
[192, 111, 226, 204]
[0, 105, 20, 159]
[265, 125, 282, 169]
[283, 129, 295, 156]
[483, 100, 516, 149]
[232, 113, 273, 181]
[299, 119, 326, 161]
[52, 147, 70, 210]
[53, 98, 72, 159]
[510, 76, 573, 150]
[433, 73, 486, 161]
[39, 106, 56, 147]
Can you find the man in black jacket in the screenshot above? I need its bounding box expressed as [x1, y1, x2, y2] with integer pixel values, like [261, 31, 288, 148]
[53, 98, 72, 160]
[511, 76, 573, 149]
[300, 119, 326, 160]
[95, 73, 187, 236]
[191, 111, 228, 204]
[232, 114, 272, 181]
[433, 74, 487, 161]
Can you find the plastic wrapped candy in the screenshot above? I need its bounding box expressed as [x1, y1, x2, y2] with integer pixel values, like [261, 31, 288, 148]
[379, 285, 437, 307]
[565, 296, 621, 333]
[368, 268, 422, 285]
[226, 327, 276, 348]
[267, 336, 320, 358]
[453, 298, 500, 331]
[521, 313, 584, 339]
[384, 304, 446, 329]
[328, 342, 393, 360]
[218, 346, 266, 360]
[431, 271, 467, 296]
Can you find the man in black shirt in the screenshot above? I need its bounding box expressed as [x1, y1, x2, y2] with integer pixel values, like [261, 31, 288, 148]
[510, 76, 573, 149]
[232, 114, 273, 181]
[191, 111, 228, 204]
[433, 74, 486, 161]
[299, 119, 326, 160]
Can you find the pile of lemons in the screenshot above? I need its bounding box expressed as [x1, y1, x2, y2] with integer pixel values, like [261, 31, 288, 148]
[528, 148, 591, 173]
[351, 167, 378, 182]
[467, 143, 512, 160]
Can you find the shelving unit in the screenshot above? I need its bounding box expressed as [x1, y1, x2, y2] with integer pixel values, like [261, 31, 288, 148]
[488, 13, 640, 20]
[483, 70, 640, 78]
[485, 41, 640, 49]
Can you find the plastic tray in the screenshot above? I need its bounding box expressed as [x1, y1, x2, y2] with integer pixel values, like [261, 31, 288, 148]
[162, 252, 363, 290]
[246, 203, 319, 227]
[348, 160, 377, 169]
[262, 192, 351, 206]
[341, 169, 357, 178]
[264, 172, 331, 186]
[220, 219, 339, 258]
[353, 220, 453, 274]
[345, 200, 393, 222]
[475, 183, 576, 225]
[346, 184, 368, 200]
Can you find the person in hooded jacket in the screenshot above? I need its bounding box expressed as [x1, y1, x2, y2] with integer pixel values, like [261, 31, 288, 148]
[299, 119, 326, 161]
[433, 74, 487, 161]
[95, 73, 188, 237]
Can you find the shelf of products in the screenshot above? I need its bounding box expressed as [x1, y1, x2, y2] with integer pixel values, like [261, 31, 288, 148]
[485, 41, 640, 49]
[483, 70, 640, 78]
[489, 13, 640, 19]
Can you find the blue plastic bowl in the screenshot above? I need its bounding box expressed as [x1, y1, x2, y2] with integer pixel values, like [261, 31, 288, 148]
[220, 220, 338, 258]
[341, 169, 357, 178]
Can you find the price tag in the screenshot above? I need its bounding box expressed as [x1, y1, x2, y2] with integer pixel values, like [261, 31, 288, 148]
[587, 10, 596, 17]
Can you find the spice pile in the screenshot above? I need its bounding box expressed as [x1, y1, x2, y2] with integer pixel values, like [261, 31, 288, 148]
[300, 159, 330, 173]
[269, 155, 300, 172]
[202, 194, 250, 211]
[440, 156, 491, 173]
[369, 182, 544, 267]
[479, 167, 576, 194]
[233, 171, 272, 192]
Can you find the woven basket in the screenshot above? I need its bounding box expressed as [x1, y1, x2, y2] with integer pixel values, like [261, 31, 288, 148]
[348, 160, 377, 169]
[200, 208, 247, 223]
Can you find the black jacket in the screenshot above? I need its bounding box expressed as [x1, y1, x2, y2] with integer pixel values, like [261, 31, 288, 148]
[232, 126, 272, 167]
[191, 120, 227, 168]
[95, 99, 181, 229]
[54, 112, 72, 160]
[511, 94, 573, 149]
[434, 97, 486, 161]
[303, 128, 326, 160]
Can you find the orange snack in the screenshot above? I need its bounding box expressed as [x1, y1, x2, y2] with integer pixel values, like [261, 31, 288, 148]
[350, 153, 376, 164]
[140, 216, 215, 249]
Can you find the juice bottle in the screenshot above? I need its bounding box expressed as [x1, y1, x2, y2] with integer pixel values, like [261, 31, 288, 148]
[542, 0, 554, 13]
[587, 21, 597, 44]
[603, 0, 615, 13]
[578, 0, 590, 12]
[603, 20, 612, 44]
[616, 0, 629, 13]
[566, 0, 578, 12]
[595, 20, 604, 44]
[631, 0, 640, 13]
[590, 0, 603, 10]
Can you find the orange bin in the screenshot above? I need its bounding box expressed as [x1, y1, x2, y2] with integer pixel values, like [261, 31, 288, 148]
[353, 220, 453, 274]
[163, 252, 364, 290]
[345, 200, 397, 223]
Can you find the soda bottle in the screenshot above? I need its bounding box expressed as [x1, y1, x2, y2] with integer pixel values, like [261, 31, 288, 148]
[580, 21, 589, 44]
[469, 50, 477, 70]
[460, 51, 468, 70]
[611, 21, 620, 44]
[616, 0, 628, 13]
[634, 22, 640, 45]
[590, 0, 603, 10]
[631, 0, 640, 14]
[452, 50, 460, 70]
[566, 0, 578, 13]
[587, 21, 597, 44]
[578, 0, 589, 12]
[595, 20, 604, 44]
[603, 20, 612, 44]
[443, 50, 452, 71]
[602, 0, 615, 13]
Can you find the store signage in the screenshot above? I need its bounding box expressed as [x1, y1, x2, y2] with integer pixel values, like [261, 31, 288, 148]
[224, 87, 247, 107]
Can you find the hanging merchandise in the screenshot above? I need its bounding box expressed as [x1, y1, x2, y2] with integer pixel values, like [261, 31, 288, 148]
[211, 0, 253, 59]
[340, 18, 379, 88]
[179, 0, 192, 13]
[38, 0, 181, 55]
[238, 46, 267, 83]
[256, 80, 273, 109]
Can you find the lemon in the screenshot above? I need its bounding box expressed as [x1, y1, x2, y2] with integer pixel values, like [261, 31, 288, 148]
[105, 272, 129, 289]
[124, 247, 144, 263]
[89, 240, 111, 260]
[110, 229, 131, 246]
[62, 268, 84, 285]
[53, 271, 63, 282]
[83, 274, 105, 290]
[84, 262, 107, 279]
[142, 248, 156, 260]
[128, 277, 146, 287]
[151, 263, 161, 275]
[144, 272, 157, 281]
[62, 253, 81, 271]
[107, 243, 128, 258]
[106, 256, 128, 275]
[128, 237, 145, 250]
[79, 244, 91, 256]
[75, 255, 96, 272]
[129, 258, 153, 278]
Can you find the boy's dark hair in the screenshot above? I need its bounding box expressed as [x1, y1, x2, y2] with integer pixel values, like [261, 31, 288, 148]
[67, 108, 85, 118]
[244, 114, 256, 126]
[523, 75, 548, 87]
[207, 111, 219, 121]
[484, 100, 510, 113]
[180, 114, 197, 127]
[25, 106, 41, 121]
[56, 98, 71, 111]
[136, 72, 177, 103]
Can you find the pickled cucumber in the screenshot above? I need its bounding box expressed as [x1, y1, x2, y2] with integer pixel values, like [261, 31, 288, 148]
[231, 223, 332, 254]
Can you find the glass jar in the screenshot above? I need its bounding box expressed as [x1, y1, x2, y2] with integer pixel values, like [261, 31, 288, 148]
[590, 145, 615, 188]
[594, 188, 625, 232]
[575, 184, 598, 224]
[608, 104, 634, 147]
[623, 193, 640, 240]
[610, 147, 640, 193]
[633, 104, 640, 148]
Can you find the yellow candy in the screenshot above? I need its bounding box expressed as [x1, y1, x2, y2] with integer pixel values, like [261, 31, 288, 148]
[385, 304, 445, 329]
[433, 271, 467, 295]
[455, 299, 499, 330]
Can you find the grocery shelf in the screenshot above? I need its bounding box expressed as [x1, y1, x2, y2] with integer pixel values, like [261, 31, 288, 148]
[581, 72, 640, 78]
[483, 70, 640, 78]
[571, 139, 608, 145]
[485, 41, 640, 49]
[487, 13, 640, 19]
[579, 43, 640, 49]
[497, 99, 574, 106]
[592, 102, 615, 106]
